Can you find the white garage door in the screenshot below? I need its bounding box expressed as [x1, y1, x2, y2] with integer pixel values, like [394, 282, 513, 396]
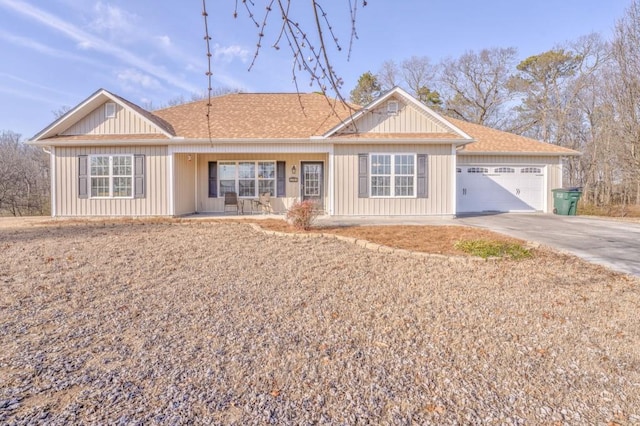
[457, 166, 545, 213]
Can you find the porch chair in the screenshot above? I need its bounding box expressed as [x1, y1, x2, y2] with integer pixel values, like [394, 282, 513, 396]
[224, 191, 240, 214]
[257, 192, 273, 214]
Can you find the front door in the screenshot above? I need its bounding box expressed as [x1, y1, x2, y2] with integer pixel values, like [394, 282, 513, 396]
[301, 162, 324, 208]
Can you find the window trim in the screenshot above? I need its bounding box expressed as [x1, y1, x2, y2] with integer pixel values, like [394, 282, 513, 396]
[387, 100, 399, 115]
[105, 102, 116, 118]
[467, 167, 489, 174]
[494, 167, 515, 173]
[521, 167, 542, 174]
[369, 153, 417, 199]
[88, 154, 134, 199]
[218, 160, 277, 198]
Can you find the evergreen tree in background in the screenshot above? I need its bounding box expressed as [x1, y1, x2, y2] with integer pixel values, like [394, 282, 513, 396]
[349, 71, 382, 105]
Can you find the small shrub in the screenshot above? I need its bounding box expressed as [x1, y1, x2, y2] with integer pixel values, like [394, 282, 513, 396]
[454, 239, 532, 260]
[285, 200, 320, 230]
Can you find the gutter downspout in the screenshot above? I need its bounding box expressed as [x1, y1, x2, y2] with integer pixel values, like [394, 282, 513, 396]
[42, 147, 55, 217]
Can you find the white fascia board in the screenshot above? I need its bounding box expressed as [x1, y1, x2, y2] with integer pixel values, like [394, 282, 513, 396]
[173, 138, 314, 144]
[322, 86, 474, 141]
[170, 141, 331, 154]
[30, 89, 173, 141]
[390, 87, 473, 140]
[30, 88, 107, 141]
[457, 151, 581, 157]
[94, 91, 174, 139]
[329, 138, 473, 145]
[28, 138, 172, 147]
[322, 89, 398, 137]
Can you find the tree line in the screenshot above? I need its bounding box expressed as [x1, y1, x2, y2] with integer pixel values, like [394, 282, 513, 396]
[0, 131, 50, 216]
[350, 1, 640, 207]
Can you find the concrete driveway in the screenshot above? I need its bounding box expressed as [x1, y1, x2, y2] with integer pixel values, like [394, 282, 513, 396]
[457, 214, 640, 277]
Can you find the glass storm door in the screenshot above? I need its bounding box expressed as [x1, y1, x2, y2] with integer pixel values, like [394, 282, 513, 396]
[301, 162, 323, 208]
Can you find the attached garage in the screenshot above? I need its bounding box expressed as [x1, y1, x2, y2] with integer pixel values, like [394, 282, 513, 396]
[447, 117, 580, 215]
[456, 165, 545, 213]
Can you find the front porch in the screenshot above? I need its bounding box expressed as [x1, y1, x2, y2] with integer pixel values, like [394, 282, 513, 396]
[172, 151, 330, 216]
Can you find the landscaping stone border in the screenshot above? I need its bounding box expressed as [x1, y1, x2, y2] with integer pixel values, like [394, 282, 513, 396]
[248, 222, 497, 263]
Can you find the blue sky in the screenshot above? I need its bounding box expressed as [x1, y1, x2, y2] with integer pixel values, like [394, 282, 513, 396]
[0, 0, 632, 139]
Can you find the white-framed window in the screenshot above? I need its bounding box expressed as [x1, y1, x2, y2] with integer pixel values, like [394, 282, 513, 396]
[521, 167, 542, 174]
[467, 167, 489, 174]
[495, 167, 515, 173]
[387, 100, 399, 115]
[218, 161, 276, 197]
[105, 102, 116, 118]
[89, 155, 133, 198]
[370, 154, 416, 197]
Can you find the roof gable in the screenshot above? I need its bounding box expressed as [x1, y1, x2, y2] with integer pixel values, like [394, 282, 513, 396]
[323, 87, 472, 141]
[31, 89, 174, 141]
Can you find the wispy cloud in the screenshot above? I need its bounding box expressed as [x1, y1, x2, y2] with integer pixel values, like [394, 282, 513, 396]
[117, 68, 161, 90]
[155, 35, 172, 48]
[213, 43, 250, 63]
[211, 71, 251, 92]
[0, 28, 100, 66]
[0, 0, 200, 93]
[0, 85, 63, 105]
[92, 1, 136, 36]
[0, 72, 78, 98]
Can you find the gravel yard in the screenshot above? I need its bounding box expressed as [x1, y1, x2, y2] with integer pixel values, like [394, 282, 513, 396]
[1, 221, 639, 425]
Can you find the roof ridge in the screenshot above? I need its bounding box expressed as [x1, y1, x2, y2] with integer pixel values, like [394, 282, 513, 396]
[151, 92, 333, 113]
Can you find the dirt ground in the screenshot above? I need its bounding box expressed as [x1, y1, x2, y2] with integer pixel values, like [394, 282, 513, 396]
[1, 220, 639, 424]
[4, 216, 527, 257]
[254, 219, 526, 256]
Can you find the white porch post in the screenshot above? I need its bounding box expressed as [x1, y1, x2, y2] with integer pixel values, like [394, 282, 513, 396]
[558, 156, 564, 188]
[194, 154, 198, 213]
[328, 145, 334, 215]
[167, 146, 175, 216]
[49, 147, 56, 217]
[451, 145, 457, 216]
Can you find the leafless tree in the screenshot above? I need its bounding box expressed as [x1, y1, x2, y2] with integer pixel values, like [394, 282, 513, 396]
[377, 60, 399, 90]
[400, 56, 438, 99]
[439, 47, 519, 128]
[373, 56, 441, 107]
[52, 105, 72, 119]
[610, 0, 640, 205]
[0, 131, 50, 216]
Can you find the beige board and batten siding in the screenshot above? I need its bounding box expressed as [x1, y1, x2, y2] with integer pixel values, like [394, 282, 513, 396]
[333, 144, 455, 216]
[174, 153, 196, 216]
[342, 97, 454, 134]
[54, 146, 169, 216]
[61, 102, 166, 136]
[458, 155, 562, 213]
[196, 153, 328, 213]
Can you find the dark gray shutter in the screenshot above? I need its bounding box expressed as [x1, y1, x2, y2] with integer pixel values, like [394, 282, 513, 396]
[417, 154, 427, 198]
[134, 154, 145, 198]
[276, 161, 286, 197]
[78, 155, 88, 199]
[208, 161, 217, 197]
[358, 154, 368, 198]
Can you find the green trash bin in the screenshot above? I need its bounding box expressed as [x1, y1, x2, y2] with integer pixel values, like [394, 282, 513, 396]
[552, 188, 582, 215]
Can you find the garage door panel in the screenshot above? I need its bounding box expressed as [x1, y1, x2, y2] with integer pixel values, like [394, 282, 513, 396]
[457, 166, 544, 213]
